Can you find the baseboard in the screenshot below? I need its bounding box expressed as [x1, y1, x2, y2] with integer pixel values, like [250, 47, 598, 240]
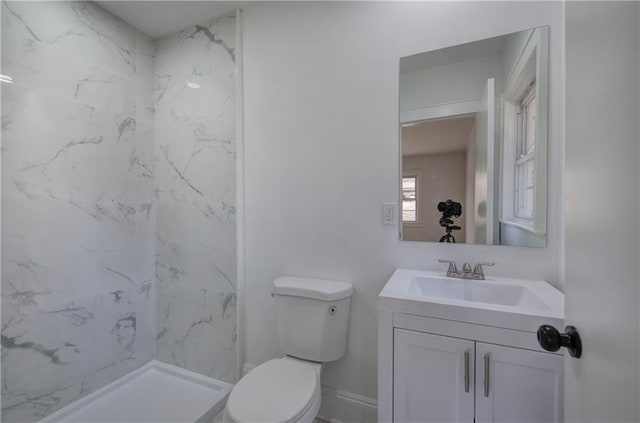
[242, 363, 377, 423]
[317, 385, 377, 423]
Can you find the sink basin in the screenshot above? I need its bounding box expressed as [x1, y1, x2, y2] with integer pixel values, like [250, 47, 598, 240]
[408, 275, 550, 310]
[378, 269, 564, 332]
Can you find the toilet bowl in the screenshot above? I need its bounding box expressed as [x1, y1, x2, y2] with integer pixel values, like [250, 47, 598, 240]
[224, 357, 321, 423]
[224, 276, 354, 423]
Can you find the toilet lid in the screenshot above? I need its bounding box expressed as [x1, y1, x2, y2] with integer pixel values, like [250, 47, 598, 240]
[226, 358, 319, 423]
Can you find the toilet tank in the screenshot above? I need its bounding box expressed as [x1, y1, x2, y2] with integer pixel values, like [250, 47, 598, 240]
[273, 277, 354, 362]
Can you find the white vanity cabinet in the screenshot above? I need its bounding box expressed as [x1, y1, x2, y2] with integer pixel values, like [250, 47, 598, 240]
[378, 269, 565, 423]
[392, 327, 563, 423]
[474, 342, 563, 423]
[393, 329, 475, 422]
[391, 325, 563, 423]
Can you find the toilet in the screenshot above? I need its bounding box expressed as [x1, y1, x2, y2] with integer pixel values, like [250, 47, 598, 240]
[225, 276, 354, 423]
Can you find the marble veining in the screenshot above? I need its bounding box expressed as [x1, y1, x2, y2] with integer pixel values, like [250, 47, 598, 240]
[2, 284, 154, 421]
[2, 3, 236, 422]
[154, 13, 237, 383]
[1, 1, 137, 78]
[1, 2, 155, 421]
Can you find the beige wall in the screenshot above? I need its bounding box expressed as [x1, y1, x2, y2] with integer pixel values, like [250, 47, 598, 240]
[403, 152, 467, 243]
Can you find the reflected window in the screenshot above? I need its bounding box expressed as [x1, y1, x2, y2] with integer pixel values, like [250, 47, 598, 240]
[515, 83, 536, 220]
[402, 176, 418, 222]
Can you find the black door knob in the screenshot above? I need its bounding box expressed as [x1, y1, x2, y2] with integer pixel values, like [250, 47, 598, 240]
[537, 325, 582, 358]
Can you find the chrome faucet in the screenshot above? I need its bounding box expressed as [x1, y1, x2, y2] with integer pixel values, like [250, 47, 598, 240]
[472, 262, 495, 280]
[439, 260, 494, 280]
[438, 259, 458, 277]
[461, 262, 473, 279]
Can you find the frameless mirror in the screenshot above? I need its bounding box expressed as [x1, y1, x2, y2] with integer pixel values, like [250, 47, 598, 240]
[399, 26, 549, 247]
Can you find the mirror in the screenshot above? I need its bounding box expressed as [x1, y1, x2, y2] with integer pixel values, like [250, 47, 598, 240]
[399, 26, 549, 247]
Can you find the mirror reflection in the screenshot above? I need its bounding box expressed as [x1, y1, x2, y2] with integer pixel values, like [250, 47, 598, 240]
[399, 26, 549, 247]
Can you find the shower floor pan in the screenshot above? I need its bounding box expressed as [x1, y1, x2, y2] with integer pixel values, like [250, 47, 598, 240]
[40, 360, 233, 423]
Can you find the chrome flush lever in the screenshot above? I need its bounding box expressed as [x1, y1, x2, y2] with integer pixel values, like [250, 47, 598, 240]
[438, 259, 458, 277]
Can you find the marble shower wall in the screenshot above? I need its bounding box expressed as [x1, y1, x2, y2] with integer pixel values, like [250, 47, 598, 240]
[1, 2, 156, 421]
[154, 14, 237, 384]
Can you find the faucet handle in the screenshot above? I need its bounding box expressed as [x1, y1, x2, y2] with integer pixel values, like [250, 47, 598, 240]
[438, 259, 458, 277]
[473, 262, 495, 280]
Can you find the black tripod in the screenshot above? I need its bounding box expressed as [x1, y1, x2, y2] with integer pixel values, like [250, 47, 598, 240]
[439, 216, 461, 243]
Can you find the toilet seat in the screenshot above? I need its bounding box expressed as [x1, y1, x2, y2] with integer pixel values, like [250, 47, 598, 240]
[225, 357, 320, 423]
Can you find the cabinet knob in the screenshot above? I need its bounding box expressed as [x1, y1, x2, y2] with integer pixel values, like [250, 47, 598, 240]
[537, 325, 582, 358]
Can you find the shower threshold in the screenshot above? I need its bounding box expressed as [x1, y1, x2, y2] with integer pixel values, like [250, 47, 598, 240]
[39, 360, 233, 423]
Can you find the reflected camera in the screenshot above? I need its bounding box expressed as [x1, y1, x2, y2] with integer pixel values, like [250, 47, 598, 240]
[437, 199, 462, 219]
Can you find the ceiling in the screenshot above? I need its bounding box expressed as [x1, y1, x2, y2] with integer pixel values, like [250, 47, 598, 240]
[95, 1, 249, 39]
[402, 116, 475, 157]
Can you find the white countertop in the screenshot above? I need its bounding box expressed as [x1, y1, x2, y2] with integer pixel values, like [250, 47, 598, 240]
[379, 268, 564, 332]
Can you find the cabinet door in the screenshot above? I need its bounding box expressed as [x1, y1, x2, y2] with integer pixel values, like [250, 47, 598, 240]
[475, 343, 563, 423]
[393, 329, 475, 423]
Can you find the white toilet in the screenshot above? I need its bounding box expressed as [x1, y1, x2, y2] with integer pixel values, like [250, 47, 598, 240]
[225, 276, 354, 423]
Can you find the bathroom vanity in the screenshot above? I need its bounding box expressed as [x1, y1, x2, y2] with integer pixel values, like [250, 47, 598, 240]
[378, 269, 564, 423]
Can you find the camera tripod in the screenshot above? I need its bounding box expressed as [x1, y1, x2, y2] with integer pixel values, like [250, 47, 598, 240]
[439, 217, 461, 243]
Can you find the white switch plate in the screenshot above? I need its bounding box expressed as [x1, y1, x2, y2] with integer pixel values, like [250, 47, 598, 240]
[382, 202, 396, 225]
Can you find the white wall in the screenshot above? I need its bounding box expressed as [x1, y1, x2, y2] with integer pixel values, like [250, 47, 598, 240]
[465, 124, 477, 244]
[502, 29, 534, 84]
[501, 223, 545, 248]
[242, 2, 563, 419]
[400, 54, 503, 112]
